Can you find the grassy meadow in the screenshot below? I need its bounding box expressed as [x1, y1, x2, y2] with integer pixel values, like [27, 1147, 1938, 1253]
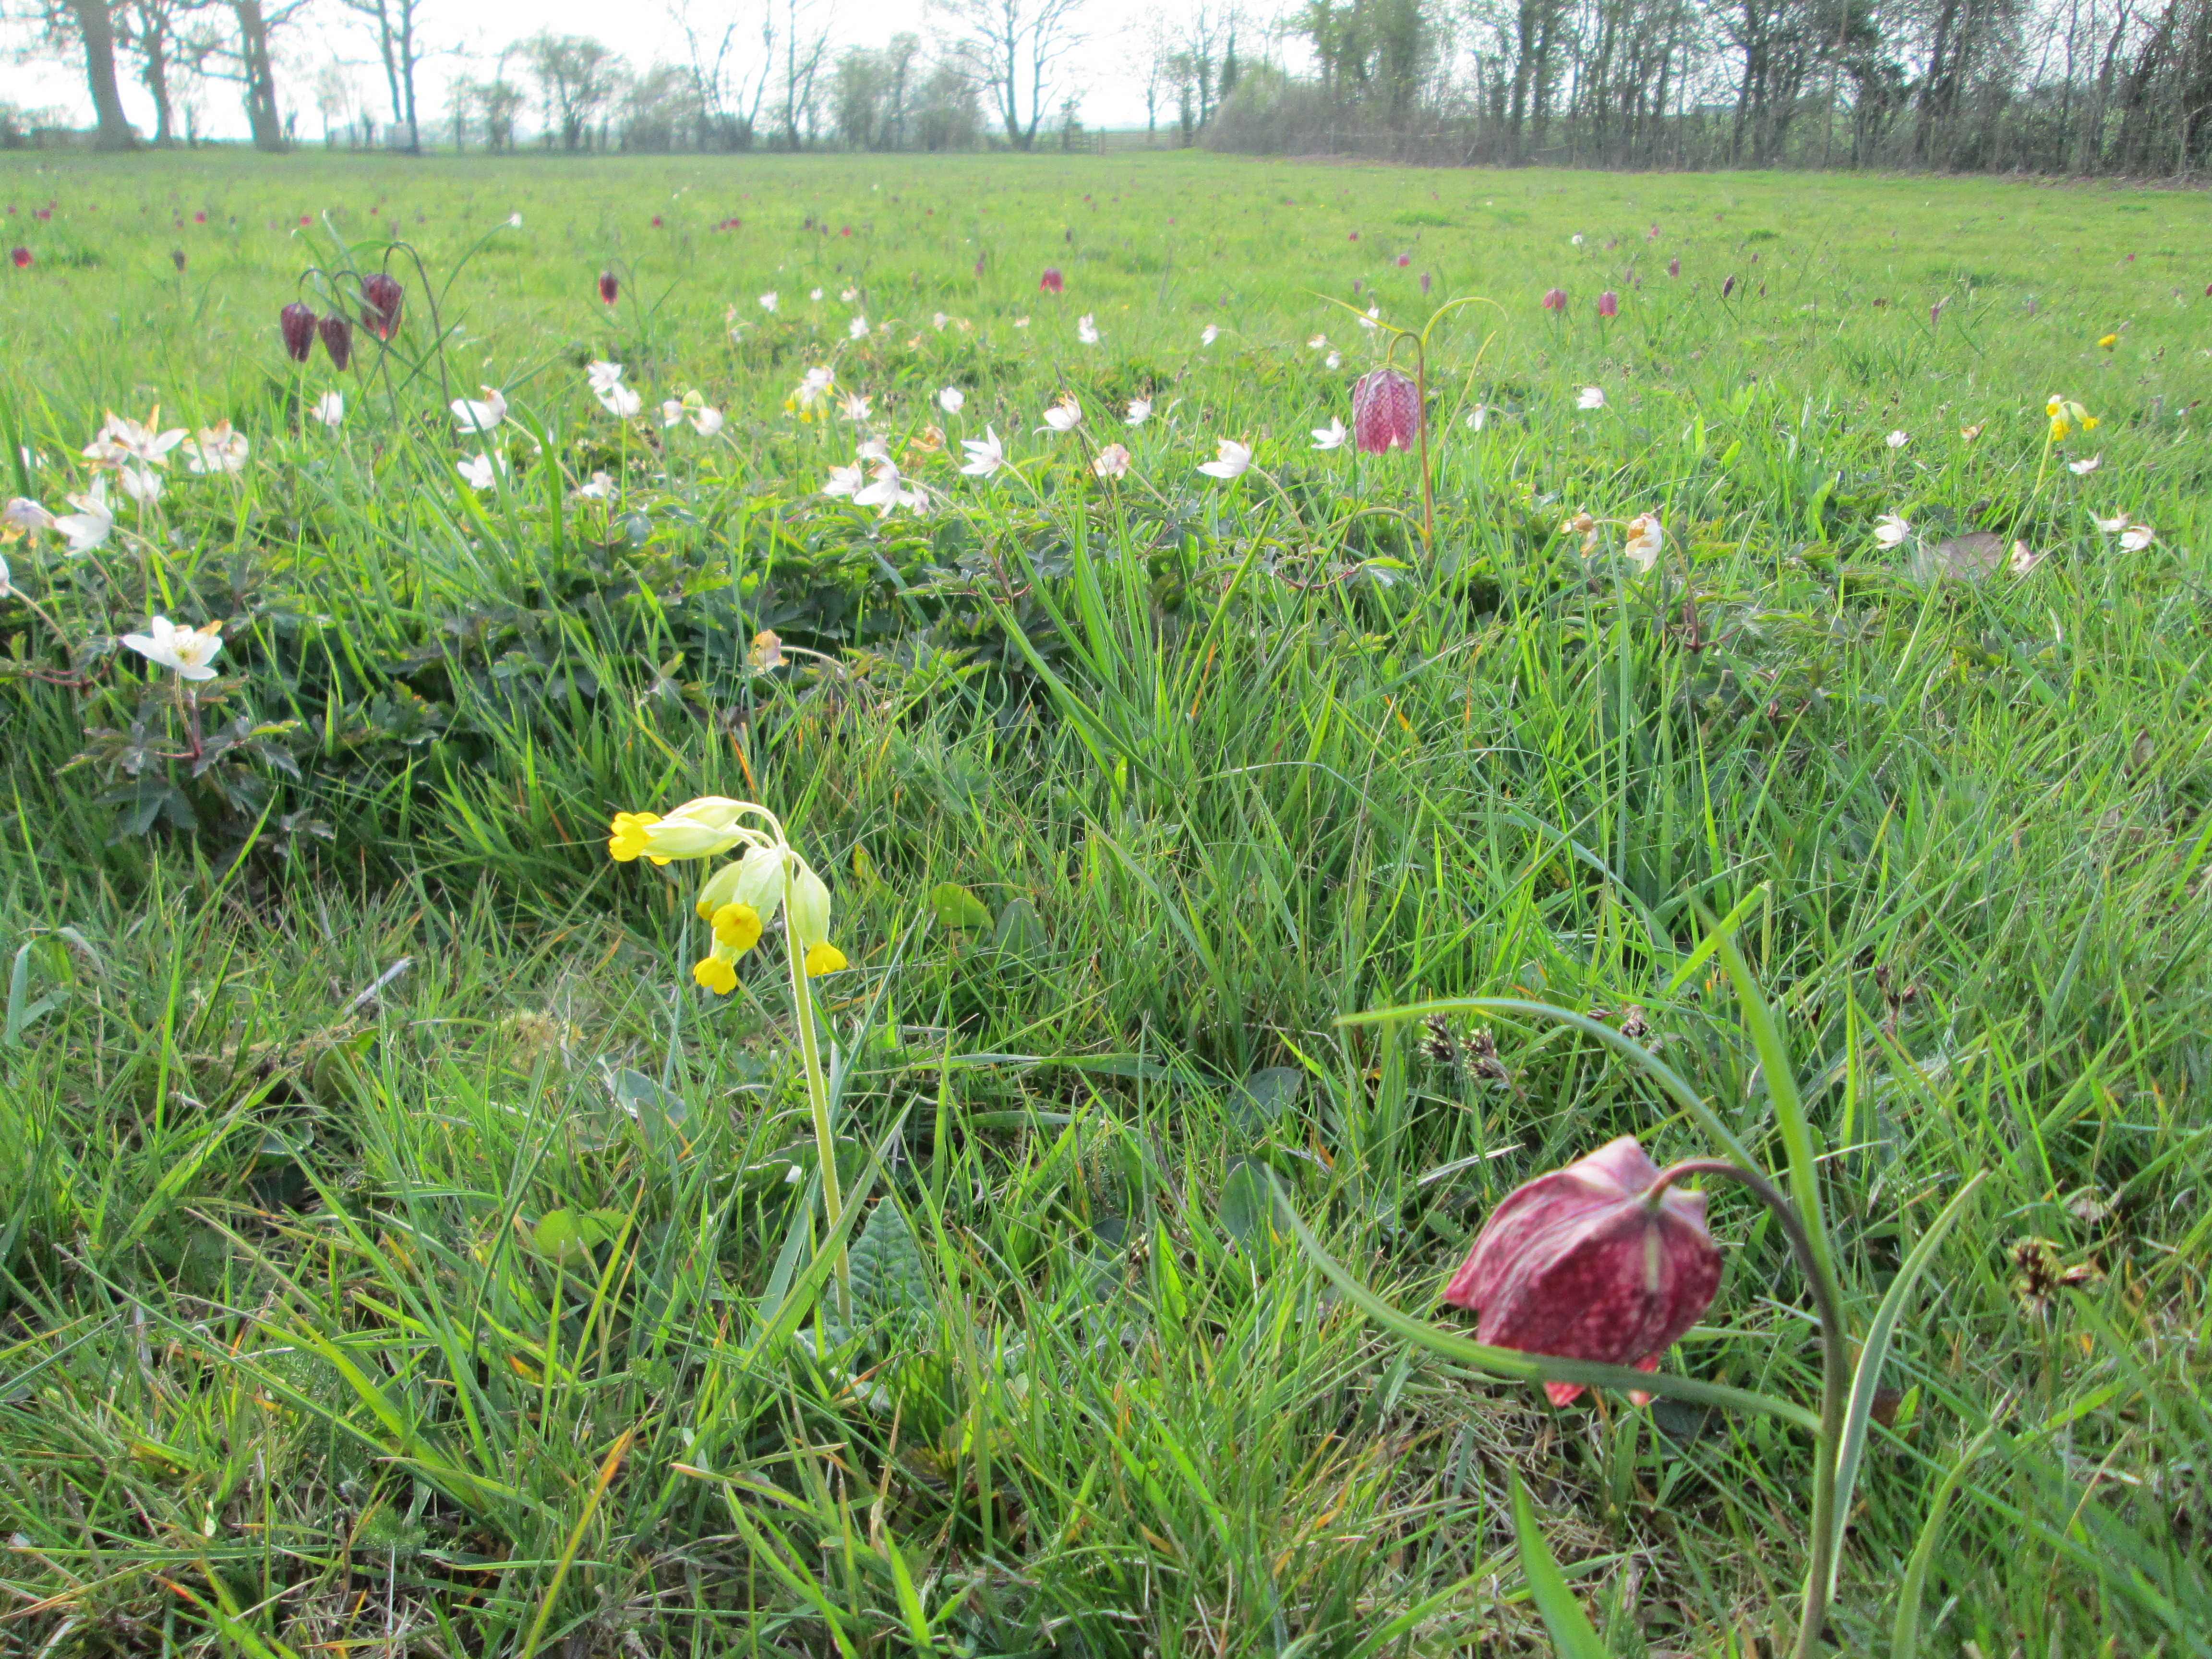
[2, 147, 2211, 1657]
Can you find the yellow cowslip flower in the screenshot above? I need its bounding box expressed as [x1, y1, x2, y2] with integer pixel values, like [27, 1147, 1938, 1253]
[712, 903, 762, 952]
[608, 812, 661, 861]
[805, 942, 848, 976]
[622, 796, 750, 864]
[2097, 334, 2118, 349]
[694, 956, 739, 995]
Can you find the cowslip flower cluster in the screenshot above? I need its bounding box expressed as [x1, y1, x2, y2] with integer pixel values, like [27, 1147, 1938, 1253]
[785, 365, 836, 421]
[606, 797, 846, 993]
[2046, 393, 2099, 443]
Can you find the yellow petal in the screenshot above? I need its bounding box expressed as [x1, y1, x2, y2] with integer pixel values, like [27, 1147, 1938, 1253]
[712, 902, 762, 952]
[804, 942, 847, 976]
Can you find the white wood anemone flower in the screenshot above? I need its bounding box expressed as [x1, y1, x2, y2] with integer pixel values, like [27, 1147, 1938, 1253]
[122, 615, 223, 681]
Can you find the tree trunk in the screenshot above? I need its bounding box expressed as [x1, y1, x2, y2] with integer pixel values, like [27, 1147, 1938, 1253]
[72, 0, 139, 150]
[143, 33, 175, 145]
[231, 0, 286, 152]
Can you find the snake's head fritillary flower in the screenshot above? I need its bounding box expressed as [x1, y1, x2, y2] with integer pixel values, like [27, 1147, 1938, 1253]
[598, 270, 619, 305]
[170, 249, 185, 271]
[1351, 367, 1421, 453]
[1125, 397, 1151, 426]
[312, 391, 345, 427]
[938, 386, 965, 414]
[318, 314, 353, 370]
[1092, 443, 1131, 479]
[1874, 512, 1910, 548]
[280, 302, 317, 362]
[1885, 429, 1909, 449]
[1039, 266, 1064, 294]
[1443, 1135, 1722, 1407]
[1597, 290, 1619, 318]
[1041, 395, 1082, 433]
[1395, 253, 1409, 267]
[1311, 417, 1346, 450]
[10, 247, 28, 270]
[1541, 287, 1567, 312]
[2120, 522, 2156, 552]
[1668, 256, 1681, 277]
[2068, 455, 2100, 476]
[359, 273, 403, 340]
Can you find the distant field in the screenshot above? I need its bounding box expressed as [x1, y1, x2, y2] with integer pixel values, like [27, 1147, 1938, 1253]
[2, 149, 2209, 1658]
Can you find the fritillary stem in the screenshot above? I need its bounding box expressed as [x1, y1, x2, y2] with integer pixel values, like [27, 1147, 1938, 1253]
[1648, 1158, 1848, 1659]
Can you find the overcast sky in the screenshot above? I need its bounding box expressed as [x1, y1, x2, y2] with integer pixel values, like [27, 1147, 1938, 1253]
[4, 0, 1167, 141]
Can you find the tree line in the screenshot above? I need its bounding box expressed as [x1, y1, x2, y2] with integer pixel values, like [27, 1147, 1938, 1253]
[10, 0, 2210, 171]
[1185, 0, 2212, 174]
[3, 0, 1088, 154]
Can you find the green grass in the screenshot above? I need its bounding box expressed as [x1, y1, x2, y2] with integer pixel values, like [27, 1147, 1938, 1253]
[2, 149, 2210, 1657]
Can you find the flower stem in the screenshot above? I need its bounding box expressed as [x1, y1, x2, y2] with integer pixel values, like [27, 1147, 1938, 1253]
[1651, 1157, 1847, 1659]
[1413, 342, 1434, 553]
[785, 870, 852, 1325]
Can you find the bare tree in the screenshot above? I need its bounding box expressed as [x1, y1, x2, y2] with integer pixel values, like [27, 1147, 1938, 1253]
[517, 31, 627, 149]
[667, 0, 776, 148]
[333, 0, 428, 148]
[929, 0, 1087, 150]
[186, 0, 305, 151]
[13, 0, 142, 148]
[774, 0, 833, 147]
[115, 0, 205, 144]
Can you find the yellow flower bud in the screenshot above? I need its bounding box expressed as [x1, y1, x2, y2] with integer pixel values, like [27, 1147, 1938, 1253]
[693, 956, 738, 995]
[694, 859, 747, 919]
[2050, 418, 2071, 442]
[712, 902, 762, 952]
[804, 942, 847, 976]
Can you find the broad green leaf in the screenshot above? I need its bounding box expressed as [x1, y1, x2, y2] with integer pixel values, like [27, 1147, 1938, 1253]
[929, 881, 992, 930]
